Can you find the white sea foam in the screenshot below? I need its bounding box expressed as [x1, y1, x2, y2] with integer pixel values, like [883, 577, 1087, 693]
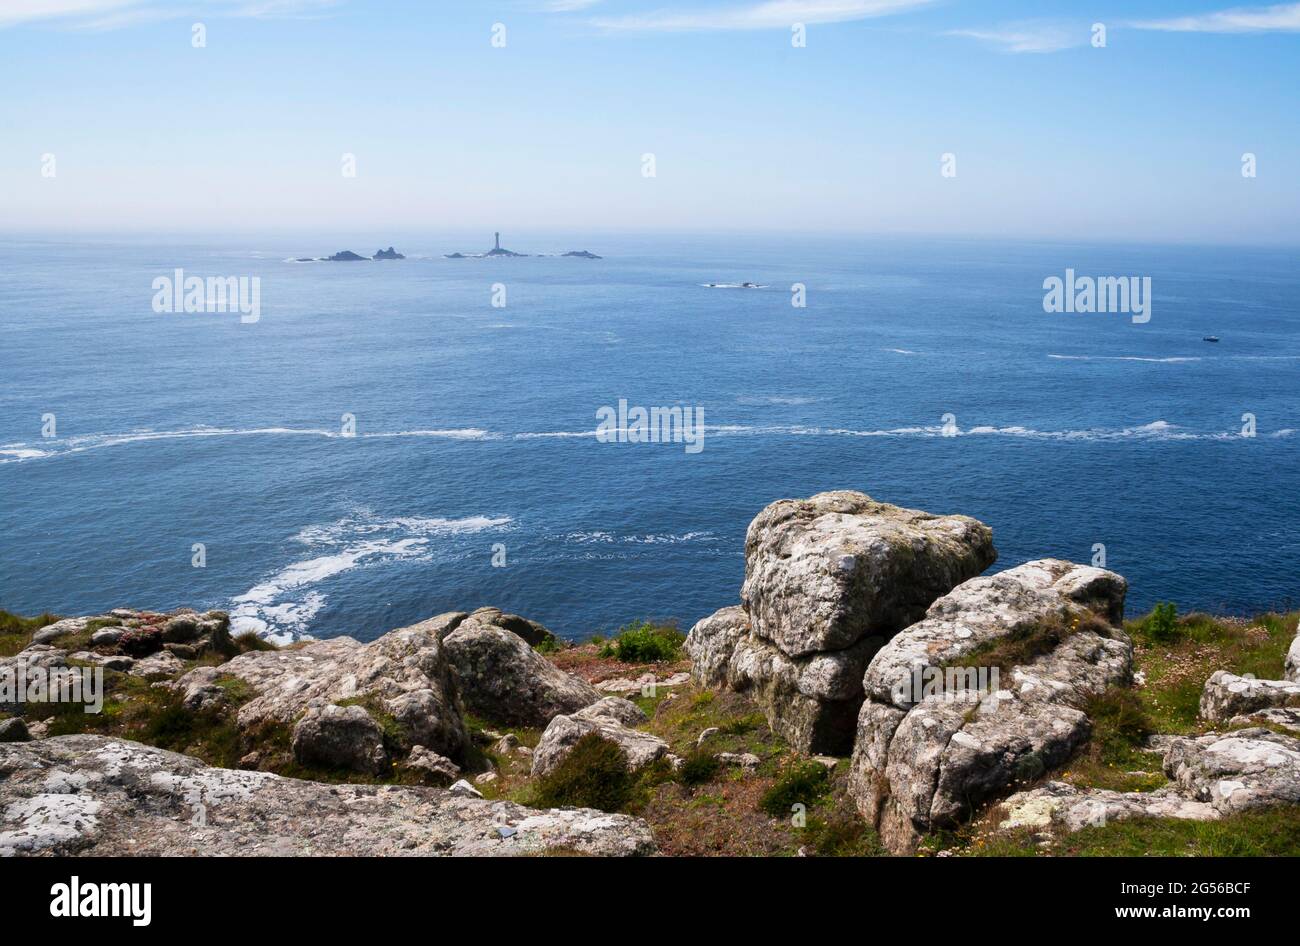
[1049, 354, 1201, 363]
[230, 511, 512, 641]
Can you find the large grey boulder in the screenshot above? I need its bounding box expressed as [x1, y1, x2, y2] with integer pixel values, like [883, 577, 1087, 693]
[1200, 671, 1300, 723]
[444, 611, 600, 727]
[741, 491, 996, 658]
[848, 559, 1132, 854]
[0, 735, 656, 856]
[685, 606, 749, 687]
[685, 492, 996, 755]
[1287, 632, 1300, 683]
[175, 615, 469, 769]
[291, 704, 388, 775]
[531, 703, 671, 779]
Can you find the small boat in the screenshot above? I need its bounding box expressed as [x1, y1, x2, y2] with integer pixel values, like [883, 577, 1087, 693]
[1203, 336, 1220, 343]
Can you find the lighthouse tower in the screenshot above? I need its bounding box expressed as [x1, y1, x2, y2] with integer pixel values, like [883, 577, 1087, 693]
[494, 232, 500, 251]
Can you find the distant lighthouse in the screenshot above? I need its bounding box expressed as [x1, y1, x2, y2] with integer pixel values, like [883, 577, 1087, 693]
[494, 232, 500, 251]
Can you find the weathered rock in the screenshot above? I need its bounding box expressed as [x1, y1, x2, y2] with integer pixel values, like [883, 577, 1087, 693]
[741, 491, 996, 658]
[0, 735, 656, 856]
[531, 712, 671, 779]
[291, 704, 389, 775]
[848, 559, 1132, 854]
[685, 606, 750, 687]
[175, 615, 469, 766]
[444, 611, 599, 727]
[129, 651, 185, 678]
[30, 619, 88, 645]
[729, 629, 882, 754]
[403, 746, 461, 785]
[448, 779, 483, 798]
[572, 696, 647, 727]
[1163, 728, 1300, 813]
[717, 751, 760, 769]
[0, 718, 30, 742]
[596, 672, 690, 694]
[1200, 671, 1300, 723]
[1229, 707, 1300, 734]
[1287, 632, 1300, 683]
[466, 607, 557, 648]
[996, 781, 1218, 834]
[90, 628, 125, 646]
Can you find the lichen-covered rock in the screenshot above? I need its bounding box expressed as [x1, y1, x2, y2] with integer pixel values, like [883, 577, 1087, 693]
[1287, 632, 1300, 683]
[291, 704, 388, 775]
[1200, 671, 1300, 723]
[996, 781, 1218, 834]
[572, 697, 648, 727]
[741, 491, 996, 658]
[1229, 707, 1300, 734]
[401, 746, 461, 785]
[725, 630, 883, 754]
[444, 611, 599, 727]
[1163, 729, 1300, 813]
[0, 735, 656, 856]
[848, 559, 1132, 854]
[685, 606, 750, 687]
[175, 615, 469, 766]
[465, 607, 558, 648]
[531, 711, 671, 779]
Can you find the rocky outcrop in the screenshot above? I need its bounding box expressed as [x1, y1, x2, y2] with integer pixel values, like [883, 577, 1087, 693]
[25, 609, 230, 663]
[531, 699, 669, 779]
[1287, 631, 1300, 683]
[372, 246, 405, 260]
[0, 735, 655, 856]
[685, 492, 995, 754]
[741, 491, 996, 657]
[444, 610, 599, 726]
[1165, 728, 1300, 812]
[1229, 707, 1300, 734]
[848, 559, 1132, 854]
[174, 615, 469, 770]
[1200, 671, 1300, 723]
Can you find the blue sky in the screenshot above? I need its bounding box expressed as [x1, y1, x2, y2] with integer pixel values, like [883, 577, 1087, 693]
[2, 0, 1298, 243]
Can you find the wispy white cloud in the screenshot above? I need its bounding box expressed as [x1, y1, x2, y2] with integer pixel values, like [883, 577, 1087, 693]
[591, 0, 935, 32]
[0, 0, 341, 29]
[542, 0, 604, 11]
[1130, 2, 1300, 33]
[946, 24, 1081, 53]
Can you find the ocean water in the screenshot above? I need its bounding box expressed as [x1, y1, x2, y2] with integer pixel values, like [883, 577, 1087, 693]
[1, 233, 1297, 643]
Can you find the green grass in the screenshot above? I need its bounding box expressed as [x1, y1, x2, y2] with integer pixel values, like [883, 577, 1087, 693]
[530, 732, 635, 812]
[1065, 687, 1164, 792]
[970, 808, 1300, 857]
[759, 759, 831, 818]
[597, 620, 685, 663]
[677, 750, 721, 786]
[0, 610, 59, 657]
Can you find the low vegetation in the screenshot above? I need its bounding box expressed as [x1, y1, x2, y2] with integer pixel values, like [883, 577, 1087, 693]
[597, 620, 685, 663]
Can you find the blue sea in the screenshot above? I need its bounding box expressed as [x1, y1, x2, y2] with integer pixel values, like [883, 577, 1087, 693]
[2, 233, 1297, 643]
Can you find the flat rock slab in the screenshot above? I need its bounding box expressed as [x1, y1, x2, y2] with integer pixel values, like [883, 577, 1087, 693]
[1164, 728, 1300, 813]
[0, 736, 656, 857]
[997, 781, 1218, 834]
[741, 491, 996, 658]
[1200, 671, 1300, 723]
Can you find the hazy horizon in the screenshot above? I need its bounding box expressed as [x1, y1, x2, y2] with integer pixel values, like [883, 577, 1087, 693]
[4, 0, 1299, 244]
